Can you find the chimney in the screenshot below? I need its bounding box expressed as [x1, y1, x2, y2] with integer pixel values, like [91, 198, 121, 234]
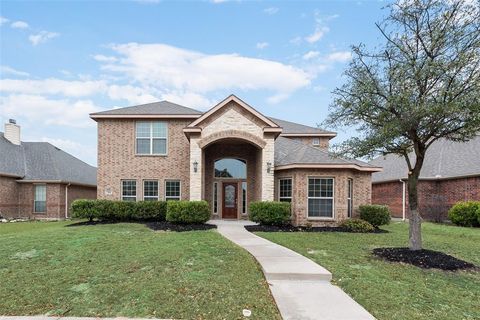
[4, 119, 21, 145]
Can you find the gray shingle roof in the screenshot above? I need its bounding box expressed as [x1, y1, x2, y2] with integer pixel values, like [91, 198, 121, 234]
[0, 132, 97, 186]
[269, 117, 336, 135]
[91, 101, 203, 116]
[370, 135, 480, 183]
[274, 137, 375, 168]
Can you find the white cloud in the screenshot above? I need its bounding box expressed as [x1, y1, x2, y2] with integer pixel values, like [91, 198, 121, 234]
[100, 43, 311, 104]
[326, 51, 352, 62]
[160, 92, 214, 110]
[0, 94, 100, 128]
[28, 31, 59, 46]
[302, 51, 320, 60]
[107, 84, 158, 105]
[290, 36, 302, 45]
[0, 79, 107, 97]
[0, 65, 30, 77]
[305, 26, 329, 43]
[264, 7, 279, 15]
[93, 54, 118, 62]
[256, 42, 269, 49]
[0, 17, 9, 26]
[10, 21, 29, 29]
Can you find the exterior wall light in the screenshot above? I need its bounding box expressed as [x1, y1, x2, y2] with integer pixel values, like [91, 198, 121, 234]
[193, 160, 198, 173]
[267, 162, 272, 173]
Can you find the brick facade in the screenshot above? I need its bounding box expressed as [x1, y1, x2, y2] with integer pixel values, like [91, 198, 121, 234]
[0, 176, 96, 220]
[274, 168, 372, 226]
[372, 176, 480, 221]
[96, 119, 192, 201]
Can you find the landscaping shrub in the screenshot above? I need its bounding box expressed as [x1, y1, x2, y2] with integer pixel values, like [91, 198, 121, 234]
[448, 201, 480, 227]
[71, 199, 97, 221]
[249, 201, 291, 225]
[135, 201, 167, 221]
[166, 200, 210, 224]
[340, 218, 375, 233]
[359, 205, 391, 228]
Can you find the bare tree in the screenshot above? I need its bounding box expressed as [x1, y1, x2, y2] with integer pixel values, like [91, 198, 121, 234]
[326, 0, 480, 250]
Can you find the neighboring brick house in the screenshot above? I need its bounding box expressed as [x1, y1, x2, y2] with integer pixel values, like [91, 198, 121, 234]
[91, 95, 381, 226]
[0, 120, 97, 220]
[370, 136, 480, 221]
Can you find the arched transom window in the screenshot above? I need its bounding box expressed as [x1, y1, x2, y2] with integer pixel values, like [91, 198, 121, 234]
[214, 158, 246, 179]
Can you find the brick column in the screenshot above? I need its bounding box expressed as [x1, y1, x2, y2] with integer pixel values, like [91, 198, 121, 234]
[189, 137, 202, 200]
[261, 137, 275, 201]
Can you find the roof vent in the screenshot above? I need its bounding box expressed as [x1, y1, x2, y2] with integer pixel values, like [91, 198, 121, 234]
[9, 119, 16, 124]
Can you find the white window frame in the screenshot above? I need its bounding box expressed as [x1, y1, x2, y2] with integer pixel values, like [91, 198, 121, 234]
[165, 180, 181, 201]
[312, 138, 320, 146]
[135, 121, 168, 156]
[143, 180, 159, 201]
[347, 178, 353, 218]
[241, 181, 247, 215]
[278, 178, 292, 202]
[121, 179, 137, 201]
[33, 184, 47, 213]
[213, 182, 218, 214]
[307, 177, 335, 219]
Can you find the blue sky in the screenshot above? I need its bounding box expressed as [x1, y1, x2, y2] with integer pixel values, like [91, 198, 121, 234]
[0, 0, 386, 166]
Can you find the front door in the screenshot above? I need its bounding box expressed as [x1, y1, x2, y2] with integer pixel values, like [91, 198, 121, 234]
[222, 182, 238, 219]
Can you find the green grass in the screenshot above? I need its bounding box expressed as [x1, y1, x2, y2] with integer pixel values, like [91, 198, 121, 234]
[256, 222, 480, 320]
[0, 221, 281, 319]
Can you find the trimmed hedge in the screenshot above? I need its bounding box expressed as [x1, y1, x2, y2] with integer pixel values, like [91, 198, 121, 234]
[448, 201, 480, 227]
[166, 200, 210, 224]
[340, 218, 375, 233]
[359, 205, 391, 228]
[249, 201, 291, 226]
[71, 199, 167, 222]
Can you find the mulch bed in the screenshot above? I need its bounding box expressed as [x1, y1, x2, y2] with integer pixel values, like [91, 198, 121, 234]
[372, 247, 476, 271]
[145, 221, 217, 232]
[66, 220, 216, 232]
[245, 224, 387, 233]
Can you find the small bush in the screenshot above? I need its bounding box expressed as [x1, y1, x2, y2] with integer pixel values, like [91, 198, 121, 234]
[340, 218, 375, 233]
[359, 205, 391, 228]
[166, 200, 210, 224]
[71, 199, 97, 221]
[135, 201, 167, 221]
[448, 201, 480, 227]
[249, 201, 291, 225]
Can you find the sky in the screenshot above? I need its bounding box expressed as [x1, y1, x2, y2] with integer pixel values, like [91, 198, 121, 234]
[0, 0, 387, 166]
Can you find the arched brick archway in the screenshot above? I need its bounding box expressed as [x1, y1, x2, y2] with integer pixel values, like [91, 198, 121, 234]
[197, 130, 267, 149]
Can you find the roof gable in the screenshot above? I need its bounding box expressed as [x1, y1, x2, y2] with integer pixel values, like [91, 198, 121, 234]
[187, 95, 280, 129]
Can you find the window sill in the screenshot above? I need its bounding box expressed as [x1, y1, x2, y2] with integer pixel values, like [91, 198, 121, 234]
[307, 217, 335, 221]
[135, 154, 168, 157]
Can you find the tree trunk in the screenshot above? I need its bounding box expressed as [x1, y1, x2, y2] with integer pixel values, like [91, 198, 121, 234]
[407, 157, 424, 251]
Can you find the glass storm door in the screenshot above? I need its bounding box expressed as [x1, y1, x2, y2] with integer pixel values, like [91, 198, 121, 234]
[222, 182, 238, 219]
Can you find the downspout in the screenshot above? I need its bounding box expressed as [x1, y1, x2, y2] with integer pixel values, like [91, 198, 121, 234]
[65, 183, 71, 219]
[400, 179, 406, 221]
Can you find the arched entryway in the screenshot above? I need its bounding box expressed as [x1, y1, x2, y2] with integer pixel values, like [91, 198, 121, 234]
[203, 138, 262, 219]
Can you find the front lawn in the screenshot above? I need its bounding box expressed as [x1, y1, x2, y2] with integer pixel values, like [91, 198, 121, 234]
[255, 222, 479, 320]
[0, 221, 280, 319]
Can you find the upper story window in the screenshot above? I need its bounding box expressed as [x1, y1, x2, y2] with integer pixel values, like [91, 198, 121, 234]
[214, 158, 246, 179]
[312, 138, 320, 146]
[136, 121, 167, 155]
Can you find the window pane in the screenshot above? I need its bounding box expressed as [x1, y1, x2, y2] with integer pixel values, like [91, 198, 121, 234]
[166, 181, 180, 199]
[152, 122, 167, 138]
[34, 185, 46, 201]
[308, 199, 333, 217]
[136, 139, 150, 154]
[214, 158, 246, 178]
[136, 122, 150, 138]
[242, 182, 247, 214]
[35, 201, 46, 213]
[122, 180, 136, 201]
[144, 180, 158, 199]
[308, 178, 333, 198]
[279, 179, 292, 198]
[280, 198, 291, 203]
[152, 138, 167, 154]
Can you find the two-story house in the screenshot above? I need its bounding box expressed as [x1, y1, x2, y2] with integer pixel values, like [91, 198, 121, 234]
[90, 95, 381, 226]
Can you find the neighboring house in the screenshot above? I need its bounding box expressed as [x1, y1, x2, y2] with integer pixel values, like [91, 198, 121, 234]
[0, 120, 97, 220]
[91, 95, 381, 226]
[370, 136, 480, 221]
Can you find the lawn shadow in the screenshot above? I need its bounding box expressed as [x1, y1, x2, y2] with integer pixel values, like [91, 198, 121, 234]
[65, 220, 217, 232]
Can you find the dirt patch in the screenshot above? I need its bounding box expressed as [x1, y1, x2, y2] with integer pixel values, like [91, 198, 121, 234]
[372, 247, 476, 271]
[245, 224, 387, 233]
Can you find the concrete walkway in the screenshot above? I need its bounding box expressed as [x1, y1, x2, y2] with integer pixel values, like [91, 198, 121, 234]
[211, 220, 375, 320]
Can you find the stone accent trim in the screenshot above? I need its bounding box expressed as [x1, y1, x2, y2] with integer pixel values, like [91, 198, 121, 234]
[198, 130, 267, 149]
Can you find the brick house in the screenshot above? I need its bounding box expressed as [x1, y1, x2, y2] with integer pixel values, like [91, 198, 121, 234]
[0, 120, 97, 220]
[91, 95, 381, 226]
[370, 136, 480, 221]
